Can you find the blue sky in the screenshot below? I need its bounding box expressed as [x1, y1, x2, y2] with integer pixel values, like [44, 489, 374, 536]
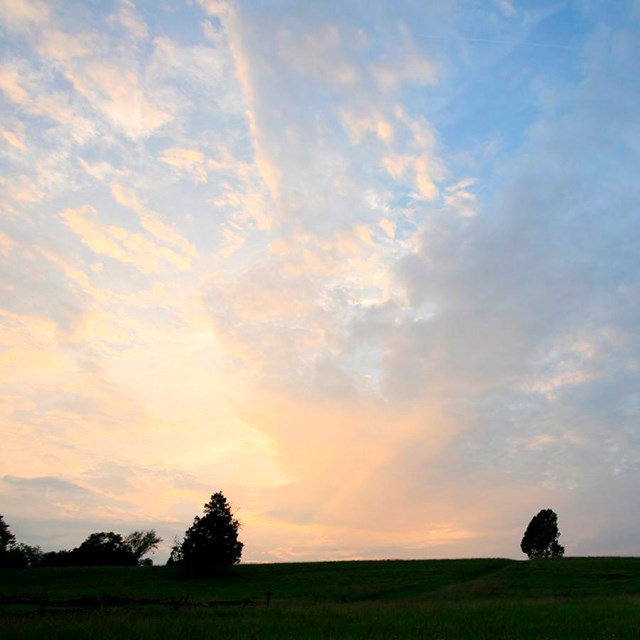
[1, 0, 639, 563]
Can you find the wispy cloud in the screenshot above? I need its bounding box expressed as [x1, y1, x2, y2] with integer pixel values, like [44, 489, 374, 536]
[0, 0, 50, 34]
[1, 0, 639, 563]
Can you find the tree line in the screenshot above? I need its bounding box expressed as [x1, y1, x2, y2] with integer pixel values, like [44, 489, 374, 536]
[0, 491, 242, 573]
[2, 492, 562, 572]
[0, 518, 161, 568]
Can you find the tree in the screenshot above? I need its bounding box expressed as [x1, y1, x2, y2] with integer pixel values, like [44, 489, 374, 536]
[0, 515, 42, 568]
[179, 492, 243, 574]
[167, 536, 184, 565]
[521, 509, 565, 559]
[0, 515, 16, 553]
[72, 532, 137, 566]
[0, 515, 19, 567]
[10, 543, 43, 567]
[40, 550, 75, 567]
[125, 530, 162, 565]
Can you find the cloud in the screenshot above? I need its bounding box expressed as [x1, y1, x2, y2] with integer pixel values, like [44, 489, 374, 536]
[370, 26, 439, 91]
[1, 126, 26, 151]
[493, 0, 517, 18]
[109, 182, 197, 258]
[0, 0, 50, 33]
[195, 0, 229, 18]
[0, 65, 31, 104]
[108, 0, 149, 42]
[2, 0, 640, 563]
[60, 205, 191, 273]
[443, 177, 478, 217]
[220, 3, 446, 234]
[159, 147, 208, 183]
[392, 12, 640, 498]
[0, 174, 45, 204]
[197, 1, 640, 561]
[3, 475, 91, 494]
[5, 12, 191, 142]
[64, 62, 174, 140]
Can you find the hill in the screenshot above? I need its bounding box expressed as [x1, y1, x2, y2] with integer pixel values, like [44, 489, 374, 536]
[2, 557, 640, 638]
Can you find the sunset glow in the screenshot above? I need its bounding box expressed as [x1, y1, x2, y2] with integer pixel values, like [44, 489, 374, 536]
[1, 0, 639, 562]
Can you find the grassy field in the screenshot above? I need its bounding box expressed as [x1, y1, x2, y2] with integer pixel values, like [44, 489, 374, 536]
[2, 557, 640, 638]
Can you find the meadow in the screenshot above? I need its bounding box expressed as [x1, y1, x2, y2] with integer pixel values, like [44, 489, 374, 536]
[1, 557, 640, 639]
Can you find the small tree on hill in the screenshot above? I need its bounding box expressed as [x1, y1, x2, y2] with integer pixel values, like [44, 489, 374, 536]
[521, 508, 565, 559]
[179, 492, 243, 574]
[125, 530, 162, 564]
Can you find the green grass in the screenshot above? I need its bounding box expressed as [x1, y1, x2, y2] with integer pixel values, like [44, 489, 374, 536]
[2, 557, 640, 638]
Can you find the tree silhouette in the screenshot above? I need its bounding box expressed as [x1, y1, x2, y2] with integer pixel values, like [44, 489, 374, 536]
[179, 492, 243, 574]
[0, 515, 42, 567]
[0, 515, 16, 553]
[73, 532, 138, 566]
[521, 508, 565, 559]
[125, 530, 162, 564]
[0, 514, 18, 567]
[40, 549, 75, 567]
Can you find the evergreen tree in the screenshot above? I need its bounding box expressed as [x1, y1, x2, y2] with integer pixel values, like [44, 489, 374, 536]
[180, 492, 243, 573]
[521, 508, 565, 559]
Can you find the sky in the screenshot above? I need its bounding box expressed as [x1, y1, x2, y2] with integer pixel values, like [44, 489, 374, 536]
[1, 0, 639, 564]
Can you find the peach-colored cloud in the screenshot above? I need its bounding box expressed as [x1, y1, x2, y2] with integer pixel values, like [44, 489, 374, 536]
[5, 0, 632, 565]
[195, 0, 230, 18]
[109, 182, 197, 258]
[77, 157, 123, 181]
[370, 27, 438, 91]
[36, 29, 95, 61]
[64, 62, 173, 140]
[0, 309, 57, 347]
[279, 24, 361, 86]
[444, 177, 478, 217]
[0, 230, 16, 254]
[108, 0, 149, 41]
[159, 147, 207, 183]
[0, 63, 97, 143]
[355, 224, 373, 246]
[1, 128, 26, 151]
[0, 174, 45, 204]
[0, 298, 292, 517]
[0, 347, 79, 384]
[221, 7, 281, 210]
[223, 388, 476, 560]
[218, 227, 245, 257]
[36, 248, 92, 292]
[522, 331, 603, 400]
[60, 205, 190, 273]
[0, 67, 30, 104]
[379, 218, 395, 239]
[376, 119, 394, 142]
[340, 108, 381, 144]
[0, 0, 50, 33]
[415, 159, 438, 200]
[382, 154, 411, 179]
[213, 187, 272, 232]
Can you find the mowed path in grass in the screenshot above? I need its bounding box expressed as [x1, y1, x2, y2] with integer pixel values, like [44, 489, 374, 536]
[2, 557, 640, 638]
